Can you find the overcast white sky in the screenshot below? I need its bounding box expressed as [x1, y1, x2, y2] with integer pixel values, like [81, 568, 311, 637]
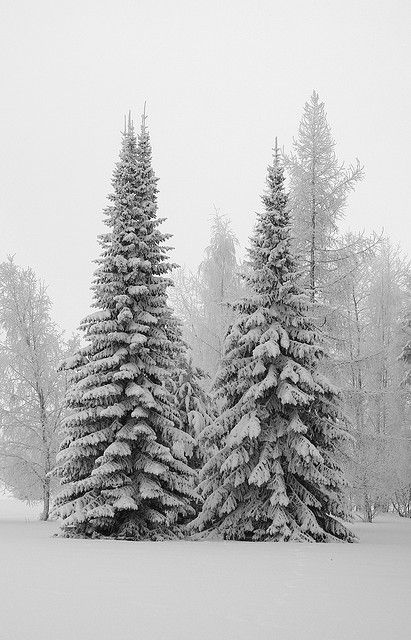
[0, 0, 410, 335]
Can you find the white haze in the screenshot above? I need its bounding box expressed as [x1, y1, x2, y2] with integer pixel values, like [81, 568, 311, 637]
[0, 0, 410, 334]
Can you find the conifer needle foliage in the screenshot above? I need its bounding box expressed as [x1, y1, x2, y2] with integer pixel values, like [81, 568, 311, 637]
[192, 142, 355, 542]
[54, 114, 196, 539]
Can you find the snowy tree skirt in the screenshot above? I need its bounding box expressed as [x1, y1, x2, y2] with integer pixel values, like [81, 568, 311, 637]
[0, 510, 410, 640]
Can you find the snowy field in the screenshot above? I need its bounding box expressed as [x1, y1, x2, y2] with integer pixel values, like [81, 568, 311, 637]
[1, 498, 410, 640]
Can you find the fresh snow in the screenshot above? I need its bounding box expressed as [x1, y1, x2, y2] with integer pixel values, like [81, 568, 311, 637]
[0, 496, 41, 521]
[0, 500, 410, 639]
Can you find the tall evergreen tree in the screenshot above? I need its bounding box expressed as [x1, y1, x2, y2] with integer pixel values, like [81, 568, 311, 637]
[53, 113, 195, 539]
[192, 141, 354, 542]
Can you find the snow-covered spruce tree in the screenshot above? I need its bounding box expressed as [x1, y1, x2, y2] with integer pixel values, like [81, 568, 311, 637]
[192, 141, 355, 542]
[53, 114, 195, 539]
[169, 354, 215, 470]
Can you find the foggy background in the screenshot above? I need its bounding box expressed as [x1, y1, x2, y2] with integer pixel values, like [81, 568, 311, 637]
[1, 0, 410, 334]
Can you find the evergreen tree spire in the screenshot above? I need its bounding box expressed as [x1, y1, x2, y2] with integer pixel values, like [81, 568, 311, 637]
[53, 112, 195, 539]
[192, 143, 354, 542]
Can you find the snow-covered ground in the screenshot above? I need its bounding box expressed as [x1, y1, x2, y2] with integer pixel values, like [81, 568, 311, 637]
[1, 499, 410, 640]
[0, 496, 42, 521]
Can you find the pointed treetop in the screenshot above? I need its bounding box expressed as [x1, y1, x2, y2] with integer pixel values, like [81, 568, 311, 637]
[123, 111, 135, 136]
[141, 101, 148, 135]
[273, 136, 280, 168]
[261, 137, 287, 214]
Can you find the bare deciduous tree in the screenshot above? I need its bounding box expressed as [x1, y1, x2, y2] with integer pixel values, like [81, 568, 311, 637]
[0, 258, 71, 519]
[285, 90, 363, 303]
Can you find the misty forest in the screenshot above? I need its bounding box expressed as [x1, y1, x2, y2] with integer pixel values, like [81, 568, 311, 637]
[1, 90, 410, 640]
[1, 92, 409, 535]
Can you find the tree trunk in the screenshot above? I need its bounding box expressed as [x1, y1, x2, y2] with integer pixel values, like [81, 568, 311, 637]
[40, 478, 50, 521]
[310, 195, 316, 302]
[364, 491, 373, 522]
[37, 385, 51, 522]
[310, 179, 316, 303]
